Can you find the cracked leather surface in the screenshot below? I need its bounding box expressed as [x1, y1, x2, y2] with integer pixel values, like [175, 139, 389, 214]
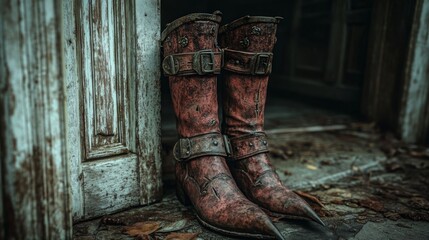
[220, 16, 323, 224]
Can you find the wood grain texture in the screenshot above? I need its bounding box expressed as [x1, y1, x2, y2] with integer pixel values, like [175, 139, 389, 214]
[78, 0, 131, 160]
[0, 0, 72, 238]
[82, 154, 140, 219]
[134, 0, 163, 204]
[64, 0, 162, 221]
[63, 0, 85, 220]
[400, 0, 429, 143]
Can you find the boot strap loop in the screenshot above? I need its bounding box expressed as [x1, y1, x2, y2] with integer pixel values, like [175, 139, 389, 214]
[225, 132, 269, 160]
[223, 49, 273, 75]
[162, 49, 222, 76]
[173, 133, 227, 162]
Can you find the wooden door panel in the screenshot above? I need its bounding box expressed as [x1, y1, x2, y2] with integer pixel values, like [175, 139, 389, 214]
[82, 154, 139, 218]
[64, 0, 162, 221]
[79, 0, 131, 160]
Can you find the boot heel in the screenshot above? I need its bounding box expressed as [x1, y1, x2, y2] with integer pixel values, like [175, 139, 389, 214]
[176, 183, 191, 206]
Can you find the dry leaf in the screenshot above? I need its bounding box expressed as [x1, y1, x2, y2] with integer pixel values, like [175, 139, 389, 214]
[165, 232, 199, 240]
[358, 198, 384, 212]
[294, 191, 325, 207]
[123, 221, 161, 238]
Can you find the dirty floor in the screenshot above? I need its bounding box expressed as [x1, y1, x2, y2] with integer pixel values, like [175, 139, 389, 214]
[74, 97, 429, 240]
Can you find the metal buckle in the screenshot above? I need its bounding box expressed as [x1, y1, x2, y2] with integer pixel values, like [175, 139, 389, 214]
[173, 138, 191, 161]
[162, 55, 179, 75]
[193, 50, 215, 75]
[250, 53, 272, 75]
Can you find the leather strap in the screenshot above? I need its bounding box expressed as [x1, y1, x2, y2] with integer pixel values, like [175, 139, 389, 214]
[173, 133, 227, 162]
[162, 49, 222, 76]
[225, 132, 269, 160]
[223, 49, 273, 75]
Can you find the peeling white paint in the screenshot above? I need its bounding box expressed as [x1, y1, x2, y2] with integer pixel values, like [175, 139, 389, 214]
[64, 0, 162, 221]
[401, 0, 429, 143]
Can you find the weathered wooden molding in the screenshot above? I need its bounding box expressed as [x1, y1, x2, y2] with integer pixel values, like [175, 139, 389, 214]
[0, 0, 72, 239]
[399, 0, 429, 143]
[134, 0, 163, 204]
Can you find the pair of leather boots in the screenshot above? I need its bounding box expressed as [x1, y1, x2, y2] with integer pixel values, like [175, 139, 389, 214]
[161, 11, 324, 239]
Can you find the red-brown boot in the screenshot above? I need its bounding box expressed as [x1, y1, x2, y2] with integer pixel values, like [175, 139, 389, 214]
[219, 16, 325, 226]
[162, 12, 285, 239]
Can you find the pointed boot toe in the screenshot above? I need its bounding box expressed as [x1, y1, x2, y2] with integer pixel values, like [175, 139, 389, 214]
[272, 191, 326, 226]
[301, 204, 326, 226]
[190, 175, 286, 239]
[258, 217, 286, 240]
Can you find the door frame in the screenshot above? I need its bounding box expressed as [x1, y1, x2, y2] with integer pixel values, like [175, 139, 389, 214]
[1, 0, 72, 238]
[362, 0, 429, 144]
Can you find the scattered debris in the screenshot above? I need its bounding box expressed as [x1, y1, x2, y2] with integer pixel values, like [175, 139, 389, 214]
[305, 164, 318, 170]
[158, 219, 189, 233]
[294, 190, 325, 208]
[358, 198, 385, 212]
[269, 148, 289, 160]
[123, 221, 161, 239]
[283, 169, 292, 176]
[164, 232, 199, 240]
[101, 216, 126, 226]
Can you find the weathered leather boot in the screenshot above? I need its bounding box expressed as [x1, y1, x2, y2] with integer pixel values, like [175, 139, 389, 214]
[162, 12, 285, 239]
[219, 16, 325, 226]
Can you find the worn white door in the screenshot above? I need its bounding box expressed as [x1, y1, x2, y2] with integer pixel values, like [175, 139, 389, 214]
[63, 0, 162, 220]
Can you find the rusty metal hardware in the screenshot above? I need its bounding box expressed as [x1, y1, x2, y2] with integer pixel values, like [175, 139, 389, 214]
[193, 50, 215, 75]
[227, 132, 270, 160]
[173, 133, 228, 161]
[251, 53, 272, 75]
[162, 50, 222, 76]
[222, 49, 273, 75]
[162, 55, 180, 75]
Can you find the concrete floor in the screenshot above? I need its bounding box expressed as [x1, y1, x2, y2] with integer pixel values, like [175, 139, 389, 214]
[74, 97, 429, 240]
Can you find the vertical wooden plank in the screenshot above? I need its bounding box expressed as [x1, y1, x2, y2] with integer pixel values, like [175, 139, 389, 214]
[0, 0, 71, 238]
[134, 0, 163, 204]
[324, 0, 347, 83]
[400, 0, 429, 143]
[63, 0, 84, 219]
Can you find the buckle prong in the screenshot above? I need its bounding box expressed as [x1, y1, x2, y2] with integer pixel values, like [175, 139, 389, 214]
[250, 53, 272, 75]
[193, 50, 215, 75]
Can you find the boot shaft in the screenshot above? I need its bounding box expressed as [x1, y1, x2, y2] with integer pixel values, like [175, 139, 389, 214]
[161, 12, 223, 138]
[219, 16, 281, 137]
[219, 16, 282, 52]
